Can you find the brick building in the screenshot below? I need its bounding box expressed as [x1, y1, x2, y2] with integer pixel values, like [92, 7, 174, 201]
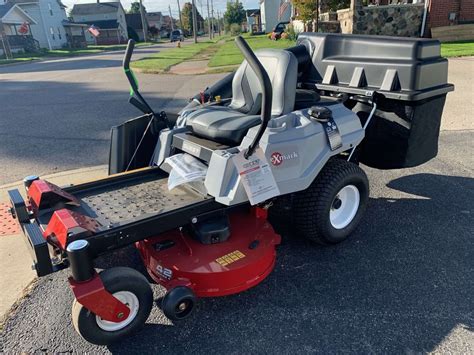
[428, 0, 474, 28]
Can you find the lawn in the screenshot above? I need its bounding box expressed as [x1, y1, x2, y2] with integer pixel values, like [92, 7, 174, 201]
[441, 41, 474, 57]
[131, 41, 216, 73]
[0, 42, 156, 65]
[208, 35, 296, 67]
[0, 57, 37, 65]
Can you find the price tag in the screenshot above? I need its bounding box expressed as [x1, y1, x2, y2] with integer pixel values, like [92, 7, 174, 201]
[233, 147, 280, 205]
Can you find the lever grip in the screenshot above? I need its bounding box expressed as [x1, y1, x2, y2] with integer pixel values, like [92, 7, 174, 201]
[123, 39, 135, 70]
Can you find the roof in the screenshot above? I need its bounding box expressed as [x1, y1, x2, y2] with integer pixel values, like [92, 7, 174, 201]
[125, 13, 147, 30]
[83, 19, 119, 29]
[71, 2, 121, 16]
[147, 11, 162, 19]
[62, 19, 89, 27]
[0, 3, 13, 18]
[246, 8, 260, 16]
[0, 3, 37, 24]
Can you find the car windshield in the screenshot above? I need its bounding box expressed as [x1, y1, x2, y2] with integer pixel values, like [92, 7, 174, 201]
[172, 31, 180, 36]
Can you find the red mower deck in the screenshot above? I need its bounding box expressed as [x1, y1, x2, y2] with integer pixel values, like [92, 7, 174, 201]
[137, 211, 281, 297]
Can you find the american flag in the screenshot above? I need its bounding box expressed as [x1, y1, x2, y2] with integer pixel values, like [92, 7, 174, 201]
[88, 25, 100, 37]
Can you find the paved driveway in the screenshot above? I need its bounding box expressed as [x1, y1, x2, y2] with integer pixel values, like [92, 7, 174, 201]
[0, 41, 225, 185]
[0, 55, 472, 353]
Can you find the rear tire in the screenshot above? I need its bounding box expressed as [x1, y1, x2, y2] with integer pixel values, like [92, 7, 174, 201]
[71, 267, 153, 345]
[293, 159, 369, 245]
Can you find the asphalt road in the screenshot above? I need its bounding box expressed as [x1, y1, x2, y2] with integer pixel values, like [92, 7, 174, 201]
[0, 52, 473, 353]
[0, 40, 225, 185]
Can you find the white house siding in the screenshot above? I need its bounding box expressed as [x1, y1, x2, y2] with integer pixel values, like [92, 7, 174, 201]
[19, 0, 68, 49]
[260, 0, 280, 33]
[18, 3, 48, 48]
[72, 6, 128, 44]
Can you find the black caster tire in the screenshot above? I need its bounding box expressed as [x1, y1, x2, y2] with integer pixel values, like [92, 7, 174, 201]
[71, 267, 153, 345]
[293, 159, 369, 245]
[162, 286, 196, 321]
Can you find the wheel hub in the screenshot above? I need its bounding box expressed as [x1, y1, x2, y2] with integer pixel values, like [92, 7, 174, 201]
[329, 185, 360, 230]
[96, 291, 139, 332]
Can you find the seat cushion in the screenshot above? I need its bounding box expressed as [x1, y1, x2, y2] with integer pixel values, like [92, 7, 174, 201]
[185, 106, 260, 145]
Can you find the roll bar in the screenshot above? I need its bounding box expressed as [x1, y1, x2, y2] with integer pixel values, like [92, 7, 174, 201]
[235, 36, 273, 159]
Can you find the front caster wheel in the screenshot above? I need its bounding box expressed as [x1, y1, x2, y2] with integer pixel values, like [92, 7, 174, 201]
[293, 159, 369, 245]
[162, 286, 196, 321]
[71, 267, 153, 345]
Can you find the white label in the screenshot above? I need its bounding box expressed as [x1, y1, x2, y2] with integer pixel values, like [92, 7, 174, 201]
[232, 147, 280, 205]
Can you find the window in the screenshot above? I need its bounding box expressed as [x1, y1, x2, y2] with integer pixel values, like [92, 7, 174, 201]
[48, 3, 53, 16]
[57, 27, 62, 40]
[50, 27, 55, 40]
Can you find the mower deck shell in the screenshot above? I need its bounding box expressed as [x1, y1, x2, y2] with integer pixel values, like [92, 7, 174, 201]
[137, 211, 281, 297]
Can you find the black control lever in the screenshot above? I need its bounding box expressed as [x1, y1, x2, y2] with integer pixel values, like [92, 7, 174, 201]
[123, 40, 155, 116]
[235, 36, 273, 159]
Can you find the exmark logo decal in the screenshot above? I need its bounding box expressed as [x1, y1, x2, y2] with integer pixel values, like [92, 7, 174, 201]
[270, 151, 299, 166]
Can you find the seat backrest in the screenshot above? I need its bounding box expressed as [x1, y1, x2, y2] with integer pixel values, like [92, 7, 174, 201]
[229, 49, 298, 117]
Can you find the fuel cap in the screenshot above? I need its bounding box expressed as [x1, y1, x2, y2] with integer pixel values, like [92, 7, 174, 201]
[308, 106, 333, 122]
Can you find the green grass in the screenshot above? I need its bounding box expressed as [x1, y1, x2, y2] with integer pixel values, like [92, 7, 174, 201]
[0, 57, 37, 65]
[131, 41, 216, 73]
[208, 35, 296, 68]
[441, 41, 474, 58]
[0, 42, 157, 64]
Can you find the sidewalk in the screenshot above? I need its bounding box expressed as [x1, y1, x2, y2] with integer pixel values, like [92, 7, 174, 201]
[0, 165, 107, 322]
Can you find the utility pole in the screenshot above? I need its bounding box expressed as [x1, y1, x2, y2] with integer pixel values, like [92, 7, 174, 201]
[176, 0, 184, 30]
[199, 0, 204, 33]
[191, 0, 198, 43]
[210, 0, 214, 38]
[139, 0, 147, 42]
[217, 10, 221, 36]
[169, 5, 174, 31]
[206, 0, 211, 39]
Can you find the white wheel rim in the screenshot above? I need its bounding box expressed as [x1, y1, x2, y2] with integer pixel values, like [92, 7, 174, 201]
[330, 185, 360, 230]
[96, 291, 139, 332]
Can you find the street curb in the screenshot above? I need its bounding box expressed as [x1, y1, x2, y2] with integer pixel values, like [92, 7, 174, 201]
[0, 165, 108, 190]
[0, 165, 108, 323]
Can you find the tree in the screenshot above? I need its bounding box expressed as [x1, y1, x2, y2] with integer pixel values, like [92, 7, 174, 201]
[181, 2, 204, 34]
[128, 2, 145, 14]
[291, 0, 318, 31]
[223, 2, 245, 26]
[328, 0, 350, 11]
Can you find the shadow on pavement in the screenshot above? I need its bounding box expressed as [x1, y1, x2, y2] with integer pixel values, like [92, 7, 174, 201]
[104, 173, 474, 353]
[0, 79, 182, 184]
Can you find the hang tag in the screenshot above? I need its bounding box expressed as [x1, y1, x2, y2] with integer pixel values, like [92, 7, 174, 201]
[232, 147, 280, 205]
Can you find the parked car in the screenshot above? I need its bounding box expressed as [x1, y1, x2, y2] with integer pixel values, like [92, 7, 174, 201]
[170, 29, 184, 42]
[270, 21, 289, 40]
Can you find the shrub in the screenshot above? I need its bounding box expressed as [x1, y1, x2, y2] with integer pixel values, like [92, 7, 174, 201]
[230, 23, 241, 36]
[286, 24, 299, 41]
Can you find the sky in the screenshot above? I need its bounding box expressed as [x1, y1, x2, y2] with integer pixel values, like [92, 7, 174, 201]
[62, 0, 261, 19]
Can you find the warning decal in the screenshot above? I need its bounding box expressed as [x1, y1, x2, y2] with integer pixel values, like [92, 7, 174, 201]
[215, 250, 246, 267]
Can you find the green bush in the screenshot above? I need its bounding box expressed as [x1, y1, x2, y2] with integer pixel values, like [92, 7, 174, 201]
[230, 23, 241, 36]
[286, 24, 299, 41]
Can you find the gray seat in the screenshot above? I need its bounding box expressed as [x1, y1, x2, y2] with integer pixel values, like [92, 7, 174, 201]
[185, 49, 298, 145]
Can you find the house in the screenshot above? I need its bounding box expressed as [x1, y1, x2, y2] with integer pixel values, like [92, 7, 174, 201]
[70, 1, 128, 45]
[291, 0, 473, 40]
[146, 11, 162, 30]
[260, 0, 291, 33]
[125, 13, 147, 41]
[12, 0, 69, 49]
[245, 8, 261, 33]
[0, 1, 38, 56]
